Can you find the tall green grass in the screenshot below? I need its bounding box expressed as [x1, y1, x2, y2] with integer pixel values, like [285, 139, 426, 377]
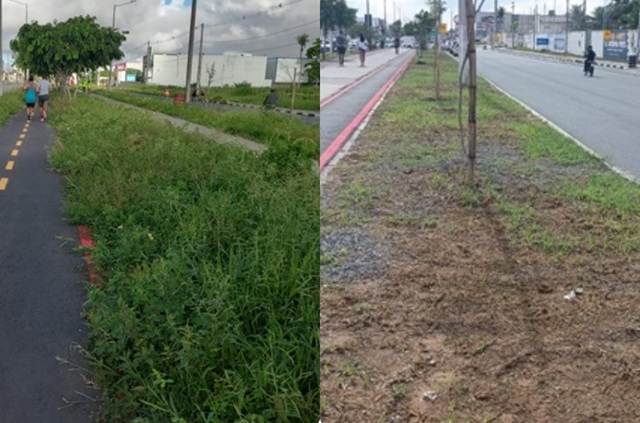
[49, 95, 319, 422]
[117, 84, 320, 111]
[0, 89, 26, 124]
[94, 90, 319, 161]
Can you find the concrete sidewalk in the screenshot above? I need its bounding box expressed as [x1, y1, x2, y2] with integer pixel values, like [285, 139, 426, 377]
[89, 94, 267, 153]
[321, 48, 413, 102]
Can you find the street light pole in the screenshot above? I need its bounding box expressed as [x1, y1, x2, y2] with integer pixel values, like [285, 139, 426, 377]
[109, 0, 136, 90]
[9, 0, 28, 79]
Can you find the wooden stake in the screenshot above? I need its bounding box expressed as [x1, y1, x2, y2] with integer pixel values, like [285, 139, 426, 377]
[290, 68, 298, 119]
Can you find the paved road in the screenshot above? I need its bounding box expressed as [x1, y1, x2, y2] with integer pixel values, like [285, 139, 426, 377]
[0, 113, 97, 421]
[320, 48, 413, 155]
[477, 49, 640, 178]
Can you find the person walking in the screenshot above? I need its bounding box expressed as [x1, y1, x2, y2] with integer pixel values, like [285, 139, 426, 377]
[336, 31, 348, 66]
[22, 75, 38, 121]
[37, 75, 52, 122]
[357, 33, 368, 67]
[394, 36, 401, 55]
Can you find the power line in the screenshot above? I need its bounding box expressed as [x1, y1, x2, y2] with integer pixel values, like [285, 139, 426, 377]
[206, 0, 308, 28]
[202, 19, 319, 45]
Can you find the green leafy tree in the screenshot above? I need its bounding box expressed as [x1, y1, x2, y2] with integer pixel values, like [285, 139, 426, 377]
[497, 6, 506, 32]
[390, 19, 403, 37]
[296, 33, 309, 87]
[334, 0, 358, 32]
[10, 15, 126, 96]
[305, 38, 321, 85]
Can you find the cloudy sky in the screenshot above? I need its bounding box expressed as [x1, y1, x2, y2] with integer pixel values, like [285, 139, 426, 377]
[347, 0, 610, 28]
[2, 0, 320, 66]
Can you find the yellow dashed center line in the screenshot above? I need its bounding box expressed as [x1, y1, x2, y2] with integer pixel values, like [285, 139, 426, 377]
[16, 141, 22, 147]
[11, 150, 19, 157]
[19, 134, 26, 140]
[6, 161, 14, 170]
[0, 178, 8, 190]
[22, 129, 28, 133]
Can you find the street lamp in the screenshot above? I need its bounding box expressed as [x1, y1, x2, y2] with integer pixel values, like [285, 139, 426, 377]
[109, 0, 136, 89]
[9, 0, 28, 79]
[8, 0, 27, 23]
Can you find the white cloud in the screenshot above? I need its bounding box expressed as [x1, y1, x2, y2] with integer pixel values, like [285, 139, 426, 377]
[1, 0, 320, 62]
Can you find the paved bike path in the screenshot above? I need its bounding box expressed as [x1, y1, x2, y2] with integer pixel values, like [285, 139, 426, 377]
[0, 112, 97, 421]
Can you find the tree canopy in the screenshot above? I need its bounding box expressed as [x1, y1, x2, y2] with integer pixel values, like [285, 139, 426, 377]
[320, 0, 358, 38]
[10, 15, 126, 87]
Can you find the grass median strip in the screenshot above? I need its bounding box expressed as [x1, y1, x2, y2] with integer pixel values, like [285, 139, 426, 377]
[321, 51, 640, 422]
[49, 95, 319, 422]
[93, 89, 319, 161]
[115, 84, 320, 111]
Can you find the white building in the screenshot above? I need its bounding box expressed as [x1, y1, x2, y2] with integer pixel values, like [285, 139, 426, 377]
[149, 53, 272, 88]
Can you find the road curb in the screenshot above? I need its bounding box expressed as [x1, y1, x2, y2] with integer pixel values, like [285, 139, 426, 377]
[320, 51, 415, 172]
[78, 225, 101, 286]
[193, 98, 319, 118]
[498, 49, 633, 71]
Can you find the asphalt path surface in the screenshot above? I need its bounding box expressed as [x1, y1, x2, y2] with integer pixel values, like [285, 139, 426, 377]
[0, 113, 96, 421]
[320, 51, 412, 155]
[477, 49, 640, 178]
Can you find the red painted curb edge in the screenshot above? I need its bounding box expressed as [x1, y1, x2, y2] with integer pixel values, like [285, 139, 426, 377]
[78, 225, 101, 286]
[320, 54, 414, 171]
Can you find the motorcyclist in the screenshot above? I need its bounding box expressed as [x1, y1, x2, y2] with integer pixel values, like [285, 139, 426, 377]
[584, 45, 596, 75]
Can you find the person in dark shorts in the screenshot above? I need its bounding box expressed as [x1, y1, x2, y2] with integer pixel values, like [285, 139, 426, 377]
[37, 75, 52, 122]
[23, 75, 38, 121]
[336, 31, 347, 66]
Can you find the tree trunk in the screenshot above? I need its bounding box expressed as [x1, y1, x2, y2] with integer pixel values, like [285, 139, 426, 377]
[466, 0, 477, 185]
[435, 10, 441, 100]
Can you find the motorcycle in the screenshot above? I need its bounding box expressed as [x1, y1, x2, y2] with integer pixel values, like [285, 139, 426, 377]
[584, 59, 595, 77]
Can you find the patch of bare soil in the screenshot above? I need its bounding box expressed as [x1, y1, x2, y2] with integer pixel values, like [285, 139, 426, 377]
[321, 74, 640, 422]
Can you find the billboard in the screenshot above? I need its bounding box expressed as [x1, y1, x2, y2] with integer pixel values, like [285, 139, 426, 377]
[115, 62, 126, 71]
[603, 30, 628, 61]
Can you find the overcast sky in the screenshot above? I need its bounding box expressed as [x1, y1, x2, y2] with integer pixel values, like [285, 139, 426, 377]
[347, 0, 610, 28]
[2, 0, 320, 66]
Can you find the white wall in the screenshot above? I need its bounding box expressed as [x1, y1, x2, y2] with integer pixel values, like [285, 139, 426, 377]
[568, 31, 586, 56]
[274, 58, 309, 84]
[150, 54, 272, 88]
[591, 30, 605, 59]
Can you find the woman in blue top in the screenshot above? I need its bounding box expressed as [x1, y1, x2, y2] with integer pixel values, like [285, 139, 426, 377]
[22, 75, 39, 121]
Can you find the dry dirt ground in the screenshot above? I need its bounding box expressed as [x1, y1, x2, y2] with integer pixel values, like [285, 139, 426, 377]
[320, 59, 640, 422]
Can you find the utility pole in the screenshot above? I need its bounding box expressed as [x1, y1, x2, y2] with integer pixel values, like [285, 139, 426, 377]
[384, 0, 387, 33]
[565, 0, 569, 53]
[196, 23, 204, 96]
[493, 0, 498, 47]
[533, 3, 537, 50]
[184, 0, 198, 103]
[143, 41, 151, 84]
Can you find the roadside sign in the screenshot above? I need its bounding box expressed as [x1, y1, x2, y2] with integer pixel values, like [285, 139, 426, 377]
[536, 37, 550, 46]
[115, 62, 126, 71]
[603, 30, 612, 41]
[440, 23, 447, 34]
